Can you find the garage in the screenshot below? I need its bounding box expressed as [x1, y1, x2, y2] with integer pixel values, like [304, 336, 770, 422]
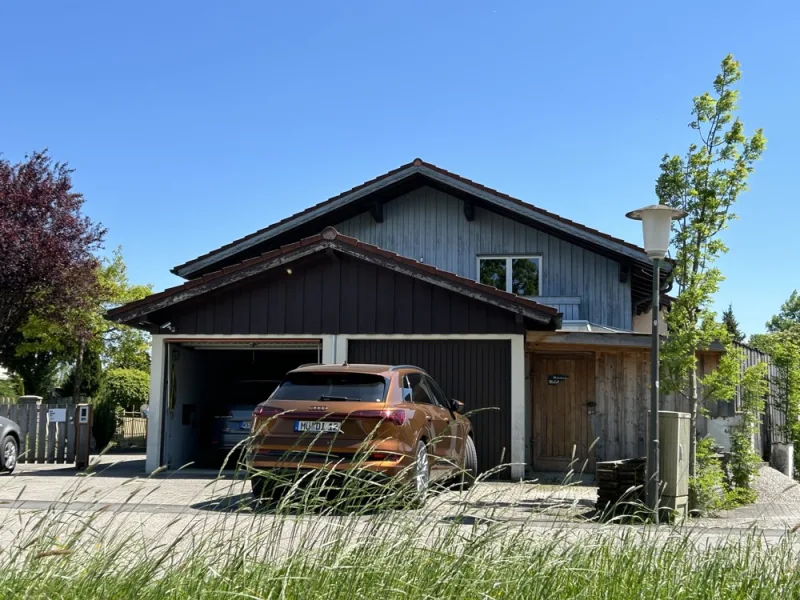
[106, 230, 558, 478]
[347, 339, 511, 476]
[162, 339, 320, 468]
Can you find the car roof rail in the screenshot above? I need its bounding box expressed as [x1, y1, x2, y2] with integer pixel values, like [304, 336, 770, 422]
[389, 364, 427, 373]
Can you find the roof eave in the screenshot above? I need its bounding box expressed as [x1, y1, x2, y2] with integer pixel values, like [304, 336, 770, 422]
[111, 232, 560, 330]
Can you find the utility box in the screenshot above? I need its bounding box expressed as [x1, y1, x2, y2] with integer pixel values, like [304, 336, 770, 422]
[74, 404, 93, 469]
[659, 411, 691, 518]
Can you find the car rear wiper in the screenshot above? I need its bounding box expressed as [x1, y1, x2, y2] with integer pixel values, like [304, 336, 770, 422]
[318, 395, 355, 402]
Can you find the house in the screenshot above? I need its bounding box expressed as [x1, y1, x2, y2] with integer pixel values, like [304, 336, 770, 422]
[109, 158, 765, 478]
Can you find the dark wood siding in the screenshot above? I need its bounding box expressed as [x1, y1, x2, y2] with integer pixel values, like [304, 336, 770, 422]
[347, 339, 512, 476]
[158, 254, 524, 336]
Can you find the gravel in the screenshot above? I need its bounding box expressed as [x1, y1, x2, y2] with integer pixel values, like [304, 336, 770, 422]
[751, 465, 800, 505]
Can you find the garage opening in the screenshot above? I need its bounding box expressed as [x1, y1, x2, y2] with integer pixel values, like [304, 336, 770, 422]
[162, 339, 320, 469]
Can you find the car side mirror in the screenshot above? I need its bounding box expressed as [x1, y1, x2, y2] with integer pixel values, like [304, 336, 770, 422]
[451, 399, 464, 413]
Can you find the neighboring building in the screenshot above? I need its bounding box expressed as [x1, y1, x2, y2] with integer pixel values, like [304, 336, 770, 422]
[107, 159, 781, 477]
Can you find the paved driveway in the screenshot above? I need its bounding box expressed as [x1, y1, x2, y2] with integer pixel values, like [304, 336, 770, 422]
[0, 455, 797, 561]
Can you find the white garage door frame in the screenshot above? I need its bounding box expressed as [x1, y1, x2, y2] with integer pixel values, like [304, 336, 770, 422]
[337, 334, 526, 481]
[147, 333, 526, 479]
[146, 334, 334, 473]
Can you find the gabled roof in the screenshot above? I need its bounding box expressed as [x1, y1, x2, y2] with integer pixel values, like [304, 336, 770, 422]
[172, 158, 664, 279]
[109, 227, 561, 329]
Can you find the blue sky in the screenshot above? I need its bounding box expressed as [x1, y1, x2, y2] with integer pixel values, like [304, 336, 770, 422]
[1, 2, 797, 336]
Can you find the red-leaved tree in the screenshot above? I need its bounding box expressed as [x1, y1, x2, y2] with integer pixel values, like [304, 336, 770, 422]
[0, 150, 106, 352]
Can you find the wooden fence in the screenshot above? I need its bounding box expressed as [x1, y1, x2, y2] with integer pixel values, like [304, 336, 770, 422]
[0, 402, 76, 464]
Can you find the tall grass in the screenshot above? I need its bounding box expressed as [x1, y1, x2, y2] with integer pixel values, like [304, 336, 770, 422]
[1, 436, 798, 598]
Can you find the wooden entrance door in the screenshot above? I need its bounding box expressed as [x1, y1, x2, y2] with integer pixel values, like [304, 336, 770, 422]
[531, 354, 595, 472]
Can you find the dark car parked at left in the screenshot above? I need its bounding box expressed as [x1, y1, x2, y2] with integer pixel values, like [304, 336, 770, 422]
[0, 416, 21, 473]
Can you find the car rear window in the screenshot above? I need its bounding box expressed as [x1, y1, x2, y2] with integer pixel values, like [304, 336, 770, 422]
[271, 373, 387, 402]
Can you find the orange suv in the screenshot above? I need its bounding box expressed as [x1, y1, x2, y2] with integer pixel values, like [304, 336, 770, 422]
[246, 364, 477, 503]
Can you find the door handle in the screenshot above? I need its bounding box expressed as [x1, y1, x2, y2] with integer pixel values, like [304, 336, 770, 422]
[426, 416, 432, 421]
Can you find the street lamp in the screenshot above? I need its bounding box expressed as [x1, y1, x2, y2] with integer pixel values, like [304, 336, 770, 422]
[626, 204, 685, 523]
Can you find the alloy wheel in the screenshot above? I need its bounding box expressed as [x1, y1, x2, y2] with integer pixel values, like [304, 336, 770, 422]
[414, 442, 429, 497]
[4, 441, 16, 471]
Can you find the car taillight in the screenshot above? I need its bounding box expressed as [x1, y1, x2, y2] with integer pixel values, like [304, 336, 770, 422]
[349, 409, 407, 426]
[369, 452, 399, 461]
[253, 406, 283, 418]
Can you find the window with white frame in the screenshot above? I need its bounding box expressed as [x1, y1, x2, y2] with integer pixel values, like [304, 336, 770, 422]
[478, 256, 541, 296]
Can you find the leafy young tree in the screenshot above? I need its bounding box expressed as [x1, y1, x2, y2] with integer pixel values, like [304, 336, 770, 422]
[656, 55, 766, 477]
[0, 150, 105, 349]
[722, 304, 745, 343]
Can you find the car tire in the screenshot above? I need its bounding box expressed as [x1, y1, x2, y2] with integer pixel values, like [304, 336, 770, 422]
[457, 436, 478, 491]
[1, 435, 18, 473]
[408, 440, 430, 507]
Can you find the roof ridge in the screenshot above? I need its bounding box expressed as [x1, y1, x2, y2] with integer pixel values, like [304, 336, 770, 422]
[172, 159, 655, 276]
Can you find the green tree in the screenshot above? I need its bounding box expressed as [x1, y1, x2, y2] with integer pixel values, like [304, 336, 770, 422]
[100, 368, 149, 410]
[0, 330, 64, 396]
[62, 345, 104, 399]
[656, 55, 766, 477]
[751, 292, 800, 471]
[766, 290, 800, 334]
[105, 327, 151, 372]
[722, 304, 745, 343]
[16, 248, 152, 398]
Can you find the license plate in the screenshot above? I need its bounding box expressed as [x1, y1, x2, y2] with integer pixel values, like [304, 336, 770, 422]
[240, 421, 251, 430]
[294, 421, 341, 433]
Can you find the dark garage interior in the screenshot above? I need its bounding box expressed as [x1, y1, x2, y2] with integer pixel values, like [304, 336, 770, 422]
[163, 341, 319, 469]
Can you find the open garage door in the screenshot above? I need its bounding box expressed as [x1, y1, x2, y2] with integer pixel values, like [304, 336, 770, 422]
[162, 339, 320, 469]
[347, 339, 511, 475]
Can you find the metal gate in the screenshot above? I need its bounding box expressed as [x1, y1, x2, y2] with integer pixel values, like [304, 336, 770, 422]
[347, 339, 511, 475]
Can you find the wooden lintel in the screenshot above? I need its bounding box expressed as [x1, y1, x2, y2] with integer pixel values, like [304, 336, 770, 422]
[463, 199, 475, 221]
[369, 201, 384, 223]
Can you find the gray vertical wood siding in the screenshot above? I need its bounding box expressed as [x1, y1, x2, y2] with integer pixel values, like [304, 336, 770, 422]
[337, 187, 632, 329]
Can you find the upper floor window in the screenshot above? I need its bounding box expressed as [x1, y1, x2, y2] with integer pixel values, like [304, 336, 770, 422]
[478, 256, 541, 296]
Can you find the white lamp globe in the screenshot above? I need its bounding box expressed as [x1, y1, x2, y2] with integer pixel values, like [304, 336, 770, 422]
[625, 205, 686, 260]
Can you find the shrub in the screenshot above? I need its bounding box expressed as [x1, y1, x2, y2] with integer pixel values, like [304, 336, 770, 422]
[0, 373, 23, 398]
[91, 398, 121, 451]
[100, 368, 149, 411]
[728, 362, 768, 490]
[690, 436, 727, 513]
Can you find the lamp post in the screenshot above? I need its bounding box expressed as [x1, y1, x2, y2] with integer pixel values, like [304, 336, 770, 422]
[625, 204, 685, 523]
